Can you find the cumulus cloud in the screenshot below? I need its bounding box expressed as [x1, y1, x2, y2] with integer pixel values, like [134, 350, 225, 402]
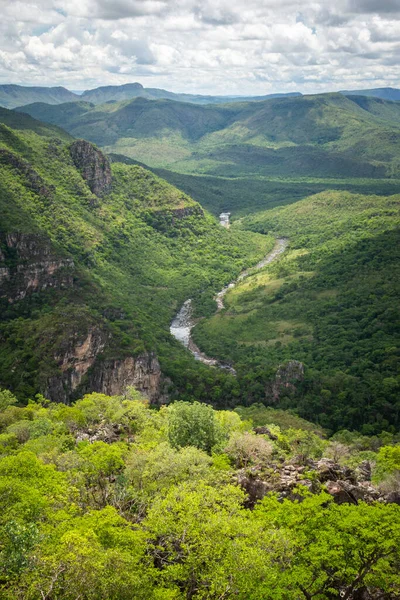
[0, 0, 400, 93]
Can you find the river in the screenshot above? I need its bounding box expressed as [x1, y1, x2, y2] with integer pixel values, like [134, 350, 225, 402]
[170, 237, 288, 373]
[219, 212, 231, 228]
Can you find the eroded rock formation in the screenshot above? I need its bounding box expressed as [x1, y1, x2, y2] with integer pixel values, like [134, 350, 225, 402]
[0, 232, 74, 302]
[88, 353, 162, 401]
[45, 326, 162, 404]
[69, 139, 112, 197]
[237, 457, 399, 507]
[266, 360, 304, 402]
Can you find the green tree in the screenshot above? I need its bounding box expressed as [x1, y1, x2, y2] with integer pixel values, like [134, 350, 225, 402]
[167, 402, 224, 454]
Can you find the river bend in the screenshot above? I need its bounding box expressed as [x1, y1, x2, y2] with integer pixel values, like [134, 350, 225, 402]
[170, 237, 288, 373]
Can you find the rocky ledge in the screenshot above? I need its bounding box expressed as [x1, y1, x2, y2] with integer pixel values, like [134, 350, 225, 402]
[238, 457, 399, 507]
[0, 232, 74, 302]
[45, 325, 163, 404]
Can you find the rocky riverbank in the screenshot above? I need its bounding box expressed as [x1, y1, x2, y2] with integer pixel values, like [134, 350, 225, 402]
[170, 237, 288, 371]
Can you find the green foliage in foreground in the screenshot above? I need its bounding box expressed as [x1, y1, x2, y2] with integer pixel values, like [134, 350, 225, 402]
[0, 390, 399, 599]
[194, 190, 400, 433]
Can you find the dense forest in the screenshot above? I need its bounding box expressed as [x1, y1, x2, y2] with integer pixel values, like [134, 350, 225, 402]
[0, 388, 399, 599]
[194, 191, 400, 433]
[0, 107, 270, 406]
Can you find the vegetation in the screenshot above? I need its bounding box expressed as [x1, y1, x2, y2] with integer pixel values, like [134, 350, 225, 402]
[0, 388, 399, 600]
[17, 93, 400, 182]
[194, 190, 400, 433]
[0, 108, 271, 404]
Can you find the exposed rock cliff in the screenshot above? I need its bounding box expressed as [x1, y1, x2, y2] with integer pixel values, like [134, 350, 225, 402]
[88, 353, 162, 401]
[45, 325, 162, 404]
[0, 232, 74, 302]
[69, 140, 112, 197]
[0, 233, 163, 403]
[237, 456, 399, 507]
[266, 360, 304, 402]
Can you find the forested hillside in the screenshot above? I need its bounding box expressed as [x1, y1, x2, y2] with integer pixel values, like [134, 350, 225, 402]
[0, 108, 270, 406]
[17, 93, 400, 180]
[17, 92, 400, 217]
[194, 191, 400, 433]
[0, 388, 399, 599]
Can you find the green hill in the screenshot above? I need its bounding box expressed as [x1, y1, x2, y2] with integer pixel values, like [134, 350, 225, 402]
[0, 85, 78, 109]
[0, 107, 270, 405]
[16, 93, 400, 179]
[342, 87, 400, 101]
[193, 190, 400, 433]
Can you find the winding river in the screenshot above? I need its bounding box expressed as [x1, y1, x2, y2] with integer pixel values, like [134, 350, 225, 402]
[170, 237, 288, 374]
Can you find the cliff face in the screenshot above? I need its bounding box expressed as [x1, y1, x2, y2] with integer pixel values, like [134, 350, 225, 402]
[0, 232, 163, 404]
[69, 140, 112, 197]
[45, 325, 162, 404]
[0, 233, 74, 302]
[266, 360, 304, 403]
[87, 353, 162, 401]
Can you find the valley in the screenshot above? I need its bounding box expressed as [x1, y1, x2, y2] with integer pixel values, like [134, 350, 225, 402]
[2, 0, 400, 596]
[170, 237, 288, 371]
[1, 92, 399, 434]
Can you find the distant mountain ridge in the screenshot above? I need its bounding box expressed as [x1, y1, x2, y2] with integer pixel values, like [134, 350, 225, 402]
[16, 92, 400, 181]
[0, 82, 302, 109]
[78, 82, 302, 105]
[0, 84, 77, 109]
[3, 82, 400, 109]
[341, 87, 400, 101]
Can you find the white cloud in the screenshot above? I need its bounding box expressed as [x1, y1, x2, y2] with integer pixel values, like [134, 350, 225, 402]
[0, 0, 400, 93]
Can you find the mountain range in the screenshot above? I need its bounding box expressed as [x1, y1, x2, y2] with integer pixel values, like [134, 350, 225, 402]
[2, 81, 400, 109]
[16, 92, 400, 185]
[0, 82, 301, 109]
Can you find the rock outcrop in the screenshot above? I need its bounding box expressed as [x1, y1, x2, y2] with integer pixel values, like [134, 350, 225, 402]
[266, 360, 304, 402]
[0, 232, 164, 404]
[69, 140, 112, 197]
[237, 457, 399, 507]
[0, 233, 74, 302]
[45, 325, 162, 404]
[45, 327, 108, 402]
[87, 353, 162, 402]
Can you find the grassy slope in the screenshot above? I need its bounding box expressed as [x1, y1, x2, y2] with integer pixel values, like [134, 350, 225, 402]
[193, 190, 400, 433]
[0, 109, 271, 403]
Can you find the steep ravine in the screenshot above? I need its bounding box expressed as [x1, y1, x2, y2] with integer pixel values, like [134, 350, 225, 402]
[170, 238, 288, 372]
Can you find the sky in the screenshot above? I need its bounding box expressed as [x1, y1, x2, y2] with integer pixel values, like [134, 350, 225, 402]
[1, 0, 400, 95]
